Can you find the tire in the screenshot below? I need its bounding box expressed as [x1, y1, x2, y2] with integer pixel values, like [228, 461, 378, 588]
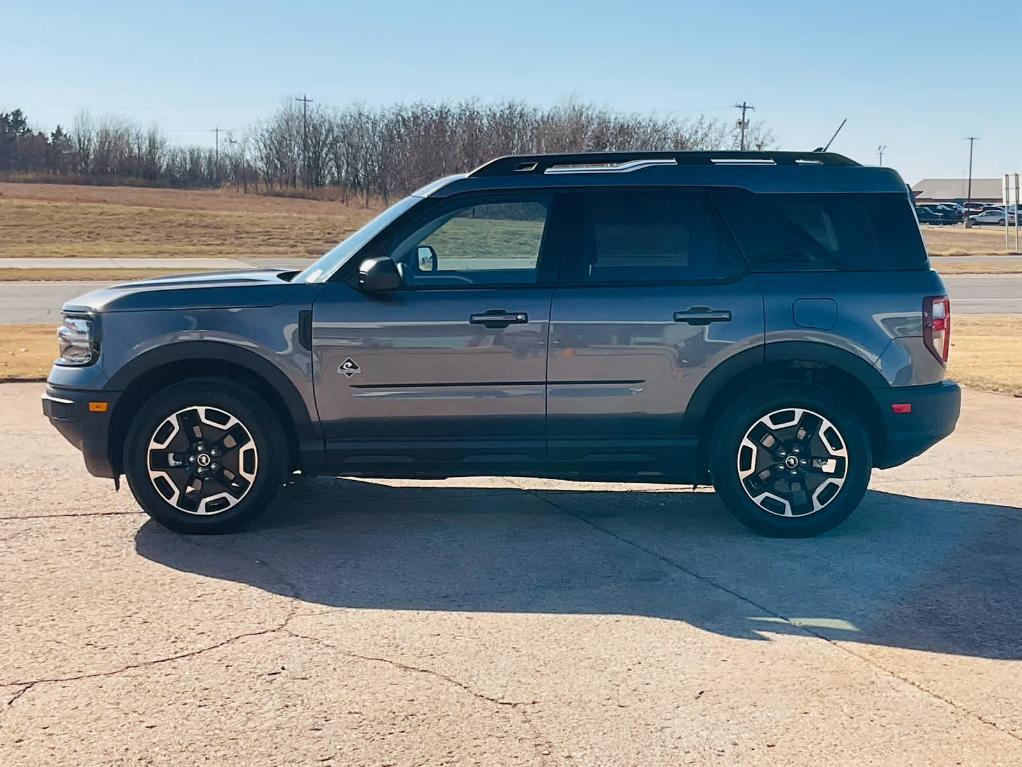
[123, 378, 286, 534]
[709, 382, 872, 537]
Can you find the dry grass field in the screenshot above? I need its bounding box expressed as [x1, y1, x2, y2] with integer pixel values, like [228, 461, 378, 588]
[920, 225, 1020, 257]
[0, 182, 376, 260]
[5, 316, 1019, 394]
[0, 182, 1018, 265]
[0, 268, 219, 281]
[0, 324, 57, 381]
[947, 315, 1022, 395]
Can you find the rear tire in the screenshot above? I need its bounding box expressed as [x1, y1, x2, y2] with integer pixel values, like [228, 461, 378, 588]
[709, 382, 872, 537]
[124, 378, 286, 534]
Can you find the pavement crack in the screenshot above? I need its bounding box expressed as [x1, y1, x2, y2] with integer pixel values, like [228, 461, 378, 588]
[5, 683, 34, 708]
[3, 576, 304, 712]
[511, 481, 1022, 746]
[0, 510, 144, 521]
[2, 622, 288, 708]
[285, 630, 532, 708]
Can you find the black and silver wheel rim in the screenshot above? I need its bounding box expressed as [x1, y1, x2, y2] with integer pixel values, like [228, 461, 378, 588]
[146, 405, 258, 516]
[736, 408, 848, 518]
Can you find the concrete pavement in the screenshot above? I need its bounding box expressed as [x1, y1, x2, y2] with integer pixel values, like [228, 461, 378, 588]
[1, 382, 1021, 764]
[2, 272, 1020, 325]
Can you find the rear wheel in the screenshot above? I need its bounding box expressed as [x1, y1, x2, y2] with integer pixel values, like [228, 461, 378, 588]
[124, 379, 286, 533]
[709, 383, 872, 537]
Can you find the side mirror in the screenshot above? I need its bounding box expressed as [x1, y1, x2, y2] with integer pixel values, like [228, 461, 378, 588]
[358, 256, 401, 292]
[417, 245, 438, 272]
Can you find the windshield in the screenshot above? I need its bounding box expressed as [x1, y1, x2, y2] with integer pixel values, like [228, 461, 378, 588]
[295, 196, 421, 283]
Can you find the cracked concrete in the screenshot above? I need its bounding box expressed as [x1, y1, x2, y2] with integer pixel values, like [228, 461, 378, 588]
[2, 381, 1022, 765]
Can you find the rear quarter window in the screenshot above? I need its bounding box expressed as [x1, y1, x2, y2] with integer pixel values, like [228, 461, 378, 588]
[713, 189, 928, 271]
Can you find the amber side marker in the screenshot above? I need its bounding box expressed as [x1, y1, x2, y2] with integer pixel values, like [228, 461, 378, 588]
[88, 402, 109, 413]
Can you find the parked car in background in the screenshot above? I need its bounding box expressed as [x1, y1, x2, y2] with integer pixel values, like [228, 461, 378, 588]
[969, 209, 1009, 226]
[916, 206, 955, 225]
[930, 205, 962, 223]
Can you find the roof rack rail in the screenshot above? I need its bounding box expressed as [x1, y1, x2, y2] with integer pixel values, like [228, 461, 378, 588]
[469, 150, 859, 177]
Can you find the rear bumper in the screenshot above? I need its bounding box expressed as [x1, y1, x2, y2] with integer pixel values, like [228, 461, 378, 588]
[873, 380, 961, 468]
[42, 386, 120, 478]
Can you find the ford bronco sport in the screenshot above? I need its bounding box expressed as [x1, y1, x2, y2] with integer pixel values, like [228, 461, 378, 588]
[43, 151, 961, 536]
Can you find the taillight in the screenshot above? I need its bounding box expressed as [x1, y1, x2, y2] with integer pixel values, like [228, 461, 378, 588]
[923, 295, 951, 365]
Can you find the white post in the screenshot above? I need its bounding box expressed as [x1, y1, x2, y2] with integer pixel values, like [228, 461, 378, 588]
[1009, 173, 1017, 252]
[1005, 174, 1011, 249]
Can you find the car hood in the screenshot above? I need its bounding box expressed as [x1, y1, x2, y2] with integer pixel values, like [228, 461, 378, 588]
[63, 269, 305, 314]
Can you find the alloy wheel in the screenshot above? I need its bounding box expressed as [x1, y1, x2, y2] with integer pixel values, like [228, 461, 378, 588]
[146, 405, 259, 515]
[736, 407, 849, 518]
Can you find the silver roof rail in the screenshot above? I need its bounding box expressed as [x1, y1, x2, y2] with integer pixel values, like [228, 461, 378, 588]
[544, 158, 679, 174]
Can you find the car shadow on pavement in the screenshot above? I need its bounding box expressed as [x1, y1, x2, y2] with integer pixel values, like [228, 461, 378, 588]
[135, 478, 1022, 661]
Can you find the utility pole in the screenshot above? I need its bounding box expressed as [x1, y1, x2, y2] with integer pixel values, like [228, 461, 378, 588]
[296, 95, 313, 189]
[212, 126, 221, 185]
[964, 136, 979, 211]
[877, 144, 887, 166]
[734, 101, 755, 151]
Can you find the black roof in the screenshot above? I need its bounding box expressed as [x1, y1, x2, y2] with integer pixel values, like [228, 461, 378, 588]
[418, 150, 907, 198]
[469, 150, 859, 177]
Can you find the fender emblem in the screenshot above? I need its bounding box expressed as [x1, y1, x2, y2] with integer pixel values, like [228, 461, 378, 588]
[338, 358, 362, 378]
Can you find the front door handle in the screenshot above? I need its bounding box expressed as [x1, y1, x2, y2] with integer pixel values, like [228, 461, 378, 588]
[469, 309, 529, 329]
[673, 307, 732, 325]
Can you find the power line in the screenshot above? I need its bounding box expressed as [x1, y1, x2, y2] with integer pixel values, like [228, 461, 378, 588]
[733, 101, 755, 151]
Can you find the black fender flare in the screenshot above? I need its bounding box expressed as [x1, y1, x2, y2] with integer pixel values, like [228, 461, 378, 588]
[684, 341, 889, 432]
[105, 341, 321, 462]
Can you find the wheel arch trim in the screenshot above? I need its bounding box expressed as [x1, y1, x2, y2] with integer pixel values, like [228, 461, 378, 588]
[105, 341, 323, 473]
[684, 341, 890, 433]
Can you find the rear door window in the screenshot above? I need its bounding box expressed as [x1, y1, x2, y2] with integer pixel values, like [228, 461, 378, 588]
[561, 189, 744, 283]
[713, 190, 928, 271]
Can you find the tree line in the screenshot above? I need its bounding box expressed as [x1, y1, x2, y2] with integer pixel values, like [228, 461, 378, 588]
[0, 100, 772, 203]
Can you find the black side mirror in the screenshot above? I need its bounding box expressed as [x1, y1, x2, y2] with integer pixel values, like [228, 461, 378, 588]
[358, 256, 401, 292]
[416, 245, 438, 272]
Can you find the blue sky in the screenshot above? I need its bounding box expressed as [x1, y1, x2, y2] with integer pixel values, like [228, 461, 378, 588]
[4, 0, 1020, 183]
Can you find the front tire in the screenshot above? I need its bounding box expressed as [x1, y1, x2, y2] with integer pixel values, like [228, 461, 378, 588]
[124, 378, 286, 534]
[709, 383, 872, 537]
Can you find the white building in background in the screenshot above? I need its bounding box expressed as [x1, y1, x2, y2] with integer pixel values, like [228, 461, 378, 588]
[911, 178, 1002, 204]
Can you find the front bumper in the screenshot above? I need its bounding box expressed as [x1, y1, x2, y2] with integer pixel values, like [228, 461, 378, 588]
[873, 380, 961, 468]
[42, 386, 121, 478]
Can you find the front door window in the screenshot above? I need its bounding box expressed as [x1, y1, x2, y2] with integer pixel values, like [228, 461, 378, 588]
[389, 199, 550, 287]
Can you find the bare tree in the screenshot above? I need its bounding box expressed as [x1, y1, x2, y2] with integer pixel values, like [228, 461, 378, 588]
[3, 99, 774, 194]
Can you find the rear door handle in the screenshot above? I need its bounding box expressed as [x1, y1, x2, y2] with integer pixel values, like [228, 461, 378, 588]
[470, 310, 529, 328]
[673, 307, 732, 325]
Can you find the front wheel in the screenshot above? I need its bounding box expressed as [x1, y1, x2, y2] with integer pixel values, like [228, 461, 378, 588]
[709, 383, 872, 537]
[124, 379, 286, 534]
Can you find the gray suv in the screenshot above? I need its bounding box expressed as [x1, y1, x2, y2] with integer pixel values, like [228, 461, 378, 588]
[43, 151, 961, 537]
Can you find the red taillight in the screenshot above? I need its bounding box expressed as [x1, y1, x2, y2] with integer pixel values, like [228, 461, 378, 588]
[923, 295, 951, 365]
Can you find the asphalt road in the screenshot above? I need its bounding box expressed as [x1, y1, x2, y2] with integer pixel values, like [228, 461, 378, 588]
[1, 273, 1020, 325]
[1, 382, 1020, 764]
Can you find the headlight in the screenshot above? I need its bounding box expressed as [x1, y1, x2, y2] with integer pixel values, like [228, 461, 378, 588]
[56, 315, 98, 366]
